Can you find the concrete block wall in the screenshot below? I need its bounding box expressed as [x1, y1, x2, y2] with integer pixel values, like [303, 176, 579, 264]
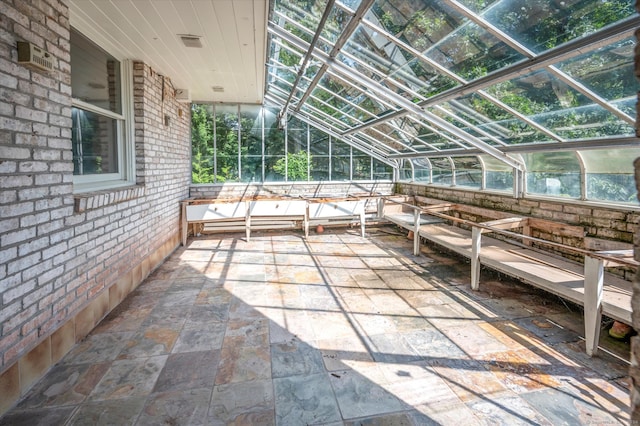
[190, 181, 394, 200]
[0, 0, 191, 415]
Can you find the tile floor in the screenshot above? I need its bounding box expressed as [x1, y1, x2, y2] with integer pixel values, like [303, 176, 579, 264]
[0, 227, 631, 425]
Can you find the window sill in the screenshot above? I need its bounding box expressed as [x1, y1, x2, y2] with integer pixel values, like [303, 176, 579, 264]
[74, 185, 145, 213]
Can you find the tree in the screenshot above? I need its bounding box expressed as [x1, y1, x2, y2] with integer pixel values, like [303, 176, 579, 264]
[273, 151, 311, 181]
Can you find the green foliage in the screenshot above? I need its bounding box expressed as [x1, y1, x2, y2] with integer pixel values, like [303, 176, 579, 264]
[273, 151, 310, 181]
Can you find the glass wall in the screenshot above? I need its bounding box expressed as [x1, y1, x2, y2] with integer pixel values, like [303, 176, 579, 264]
[191, 104, 392, 183]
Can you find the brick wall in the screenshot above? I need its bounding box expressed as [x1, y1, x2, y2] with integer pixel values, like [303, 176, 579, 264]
[0, 0, 191, 414]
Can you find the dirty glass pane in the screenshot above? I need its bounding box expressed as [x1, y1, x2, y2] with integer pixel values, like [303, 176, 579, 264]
[481, 155, 514, 192]
[412, 158, 431, 182]
[453, 157, 481, 188]
[474, 0, 635, 52]
[557, 38, 638, 104]
[373, 159, 393, 180]
[581, 148, 640, 203]
[485, 69, 635, 140]
[399, 159, 413, 181]
[523, 152, 581, 198]
[430, 157, 452, 185]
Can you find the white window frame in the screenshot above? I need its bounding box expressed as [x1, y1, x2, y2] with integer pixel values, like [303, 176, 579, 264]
[71, 38, 135, 193]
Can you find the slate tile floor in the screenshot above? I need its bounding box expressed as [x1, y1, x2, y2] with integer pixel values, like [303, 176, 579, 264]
[1, 227, 631, 425]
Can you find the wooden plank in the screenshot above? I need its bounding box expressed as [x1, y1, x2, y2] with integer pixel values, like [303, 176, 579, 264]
[479, 217, 527, 232]
[186, 202, 246, 221]
[249, 200, 307, 216]
[527, 218, 585, 238]
[309, 200, 364, 219]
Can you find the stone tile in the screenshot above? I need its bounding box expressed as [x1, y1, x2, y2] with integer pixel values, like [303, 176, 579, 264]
[440, 323, 510, 357]
[156, 289, 200, 308]
[401, 328, 468, 360]
[224, 318, 270, 347]
[315, 337, 375, 371]
[0, 407, 76, 426]
[215, 344, 271, 385]
[365, 333, 422, 364]
[428, 358, 511, 403]
[154, 350, 220, 393]
[93, 306, 152, 333]
[329, 369, 406, 419]
[172, 323, 226, 353]
[209, 379, 274, 424]
[271, 338, 325, 378]
[344, 412, 425, 426]
[480, 349, 562, 394]
[89, 355, 167, 400]
[186, 304, 230, 325]
[466, 394, 553, 425]
[62, 332, 134, 365]
[521, 387, 623, 425]
[274, 373, 341, 425]
[17, 362, 110, 409]
[414, 401, 481, 425]
[67, 396, 146, 425]
[137, 388, 212, 426]
[118, 326, 180, 359]
[513, 316, 581, 345]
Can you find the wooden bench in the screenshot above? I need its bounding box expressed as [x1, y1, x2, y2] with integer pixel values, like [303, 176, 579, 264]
[379, 196, 636, 356]
[181, 197, 371, 245]
[307, 199, 367, 237]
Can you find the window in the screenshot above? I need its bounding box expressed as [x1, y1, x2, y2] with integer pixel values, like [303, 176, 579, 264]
[71, 28, 134, 192]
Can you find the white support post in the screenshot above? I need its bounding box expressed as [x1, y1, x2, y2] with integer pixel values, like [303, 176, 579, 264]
[360, 209, 365, 238]
[303, 205, 309, 239]
[377, 197, 385, 219]
[245, 201, 251, 242]
[413, 209, 420, 256]
[471, 227, 482, 290]
[584, 255, 604, 357]
[181, 202, 188, 246]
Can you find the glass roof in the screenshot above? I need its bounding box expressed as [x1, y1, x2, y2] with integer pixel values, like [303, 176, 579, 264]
[265, 0, 640, 171]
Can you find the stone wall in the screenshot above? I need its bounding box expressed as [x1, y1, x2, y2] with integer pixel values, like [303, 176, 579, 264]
[0, 0, 191, 415]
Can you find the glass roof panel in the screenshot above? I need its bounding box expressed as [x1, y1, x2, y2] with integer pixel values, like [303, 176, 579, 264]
[341, 26, 460, 100]
[469, 0, 635, 53]
[556, 37, 639, 103]
[484, 69, 635, 139]
[427, 105, 501, 145]
[394, 117, 468, 151]
[369, 0, 527, 81]
[274, 0, 331, 35]
[447, 94, 554, 145]
[319, 2, 355, 46]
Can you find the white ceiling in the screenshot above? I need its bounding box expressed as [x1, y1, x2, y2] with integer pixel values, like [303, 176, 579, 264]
[68, 0, 268, 104]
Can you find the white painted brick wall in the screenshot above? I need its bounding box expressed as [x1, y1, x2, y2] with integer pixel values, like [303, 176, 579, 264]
[0, 0, 191, 373]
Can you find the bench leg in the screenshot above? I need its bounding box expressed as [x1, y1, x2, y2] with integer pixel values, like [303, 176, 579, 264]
[246, 214, 251, 242]
[181, 203, 188, 246]
[360, 212, 365, 238]
[584, 255, 604, 357]
[471, 227, 481, 291]
[413, 210, 420, 256]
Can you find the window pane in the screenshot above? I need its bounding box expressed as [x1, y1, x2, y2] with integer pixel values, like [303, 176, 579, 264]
[412, 158, 430, 182]
[332, 141, 351, 180]
[481, 155, 513, 191]
[524, 152, 581, 198]
[431, 158, 452, 185]
[352, 154, 371, 180]
[373, 159, 393, 180]
[191, 104, 214, 183]
[72, 107, 119, 175]
[71, 29, 121, 114]
[310, 128, 330, 181]
[240, 105, 263, 182]
[215, 105, 239, 183]
[453, 157, 481, 189]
